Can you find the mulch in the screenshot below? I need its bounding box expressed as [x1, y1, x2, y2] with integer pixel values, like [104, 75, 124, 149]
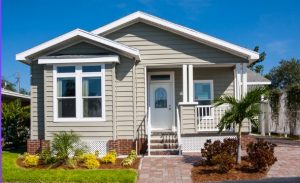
[17, 158, 140, 170]
[191, 160, 266, 183]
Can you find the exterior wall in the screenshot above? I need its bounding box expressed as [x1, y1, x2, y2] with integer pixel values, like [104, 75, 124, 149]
[30, 61, 45, 139]
[105, 22, 248, 65]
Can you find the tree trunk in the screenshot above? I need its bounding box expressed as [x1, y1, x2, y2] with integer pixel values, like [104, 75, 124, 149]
[236, 124, 242, 164]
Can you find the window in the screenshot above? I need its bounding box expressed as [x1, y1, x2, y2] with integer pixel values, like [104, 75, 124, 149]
[155, 88, 167, 108]
[194, 80, 213, 105]
[54, 65, 105, 122]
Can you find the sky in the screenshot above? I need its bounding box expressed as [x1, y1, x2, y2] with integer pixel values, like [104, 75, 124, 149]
[3, 0, 300, 90]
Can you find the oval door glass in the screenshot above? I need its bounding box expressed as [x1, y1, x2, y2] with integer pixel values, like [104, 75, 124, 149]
[155, 88, 167, 108]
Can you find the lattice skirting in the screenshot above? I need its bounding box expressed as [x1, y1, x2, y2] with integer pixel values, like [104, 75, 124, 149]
[73, 140, 108, 156]
[181, 135, 236, 152]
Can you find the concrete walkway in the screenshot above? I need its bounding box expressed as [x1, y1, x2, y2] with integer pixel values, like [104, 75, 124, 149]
[138, 138, 300, 183]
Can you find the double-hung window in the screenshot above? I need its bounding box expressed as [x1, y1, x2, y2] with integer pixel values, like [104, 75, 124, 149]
[54, 64, 105, 122]
[194, 80, 214, 117]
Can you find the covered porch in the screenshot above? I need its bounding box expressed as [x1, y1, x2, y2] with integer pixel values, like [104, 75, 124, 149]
[144, 63, 249, 155]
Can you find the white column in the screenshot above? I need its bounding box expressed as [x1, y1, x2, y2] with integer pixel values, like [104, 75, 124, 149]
[188, 64, 194, 103]
[241, 63, 247, 97]
[182, 64, 188, 103]
[235, 64, 241, 100]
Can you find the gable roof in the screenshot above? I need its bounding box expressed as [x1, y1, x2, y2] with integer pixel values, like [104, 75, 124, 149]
[92, 11, 259, 62]
[16, 29, 140, 64]
[247, 69, 271, 85]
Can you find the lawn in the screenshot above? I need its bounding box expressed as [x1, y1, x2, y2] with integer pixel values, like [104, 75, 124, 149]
[2, 151, 137, 183]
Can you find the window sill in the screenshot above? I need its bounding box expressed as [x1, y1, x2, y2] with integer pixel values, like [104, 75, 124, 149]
[178, 102, 198, 106]
[53, 117, 106, 122]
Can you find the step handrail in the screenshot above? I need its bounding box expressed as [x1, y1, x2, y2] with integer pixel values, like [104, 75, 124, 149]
[176, 107, 182, 155]
[147, 106, 151, 156]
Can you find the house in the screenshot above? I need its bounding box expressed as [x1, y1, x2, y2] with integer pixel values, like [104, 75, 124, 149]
[1, 88, 30, 105]
[16, 11, 269, 155]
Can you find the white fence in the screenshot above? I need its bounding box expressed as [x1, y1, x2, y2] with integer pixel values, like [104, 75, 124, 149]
[196, 104, 230, 131]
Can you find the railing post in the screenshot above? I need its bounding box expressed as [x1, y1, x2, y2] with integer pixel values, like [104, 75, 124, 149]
[147, 107, 151, 156]
[176, 107, 181, 155]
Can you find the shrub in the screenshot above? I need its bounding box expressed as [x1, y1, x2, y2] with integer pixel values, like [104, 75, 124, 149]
[201, 138, 237, 165]
[80, 153, 97, 162]
[40, 150, 57, 164]
[85, 158, 100, 169]
[101, 150, 117, 164]
[23, 154, 39, 167]
[51, 131, 87, 161]
[122, 150, 137, 166]
[212, 152, 235, 173]
[66, 158, 77, 169]
[247, 139, 277, 172]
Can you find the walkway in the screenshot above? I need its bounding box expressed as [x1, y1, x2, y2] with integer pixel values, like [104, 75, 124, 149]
[138, 138, 300, 183]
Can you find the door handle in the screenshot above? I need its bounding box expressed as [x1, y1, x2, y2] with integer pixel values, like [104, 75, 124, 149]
[169, 105, 171, 110]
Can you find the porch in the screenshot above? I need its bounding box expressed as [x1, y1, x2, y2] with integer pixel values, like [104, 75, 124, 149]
[144, 63, 248, 155]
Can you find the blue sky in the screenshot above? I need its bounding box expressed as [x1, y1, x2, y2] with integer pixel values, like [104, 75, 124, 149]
[3, 0, 300, 90]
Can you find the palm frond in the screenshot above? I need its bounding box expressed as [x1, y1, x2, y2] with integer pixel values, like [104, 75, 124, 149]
[214, 95, 237, 107]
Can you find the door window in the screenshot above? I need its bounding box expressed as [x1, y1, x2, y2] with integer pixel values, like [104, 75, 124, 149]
[155, 88, 167, 108]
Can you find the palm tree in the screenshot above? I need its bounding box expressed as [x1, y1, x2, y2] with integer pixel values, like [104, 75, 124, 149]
[214, 88, 265, 164]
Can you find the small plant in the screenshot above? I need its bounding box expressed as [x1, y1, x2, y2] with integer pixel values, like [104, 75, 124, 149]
[122, 150, 137, 167]
[23, 154, 39, 167]
[201, 138, 237, 165]
[95, 150, 100, 157]
[85, 158, 100, 169]
[101, 150, 117, 164]
[51, 131, 86, 161]
[247, 139, 277, 172]
[212, 152, 235, 173]
[40, 150, 57, 164]
[66, 158, 77, 169]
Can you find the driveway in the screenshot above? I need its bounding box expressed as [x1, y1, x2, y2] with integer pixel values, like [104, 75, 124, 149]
[138, 138, 300, 183]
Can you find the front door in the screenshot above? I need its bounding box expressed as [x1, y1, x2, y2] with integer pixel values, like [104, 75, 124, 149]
[149, 72, 174, 130]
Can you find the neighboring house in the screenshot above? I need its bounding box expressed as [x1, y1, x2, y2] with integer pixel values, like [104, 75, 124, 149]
[1, 88, 30, 105]
[16, 11, 270, 155]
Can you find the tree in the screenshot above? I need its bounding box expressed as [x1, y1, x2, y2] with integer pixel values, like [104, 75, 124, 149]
[266, 58, 300, 89]
[1, 78, 17, 92]
[214, 88, 265, 164]
[2, 100, 30, 147]
[248, 46, 266, 74]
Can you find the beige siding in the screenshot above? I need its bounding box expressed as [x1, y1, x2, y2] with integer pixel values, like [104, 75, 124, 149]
[180, 105, 197, 134]
[106, 23, 248, 65]
[30, 61, 45, 139]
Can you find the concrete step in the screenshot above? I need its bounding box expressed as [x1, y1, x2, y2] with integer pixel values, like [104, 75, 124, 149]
[150, 138, 178, 143]
[151, 143, 178, 149]
[150, 149, 180, 155]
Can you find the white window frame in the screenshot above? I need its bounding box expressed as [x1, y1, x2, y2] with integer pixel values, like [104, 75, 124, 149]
[194, 80, 214, 119]
[53, 64, 105, 122]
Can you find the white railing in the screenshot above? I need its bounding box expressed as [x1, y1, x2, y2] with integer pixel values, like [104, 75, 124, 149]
[147, 106, 151, 156]
[196, 104, 230, 131]
[176, 107, 181, 155]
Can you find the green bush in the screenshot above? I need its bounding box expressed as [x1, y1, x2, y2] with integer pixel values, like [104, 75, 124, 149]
[247, 139, 277, 172]
[39, 150, 57, 164]
[23, 154, 39, 167]
[85, 158, 100, 169]
[101, 150, 117, 164]
[2, 100, 30, 147]
[122, 150, 137, 167]
[201, 138, 237, 165]
[212, 152, 235, 173]
[66, 158, 77, 169]
[51, 131, 87, 161]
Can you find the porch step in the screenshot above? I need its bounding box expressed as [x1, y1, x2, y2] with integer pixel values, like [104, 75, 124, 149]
[150, 143, 178, 149]
[150, 149, 180, 155]
[151, 139, 178, 143]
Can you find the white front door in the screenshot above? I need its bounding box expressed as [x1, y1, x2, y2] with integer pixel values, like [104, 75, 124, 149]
[149, 72, 174, 130]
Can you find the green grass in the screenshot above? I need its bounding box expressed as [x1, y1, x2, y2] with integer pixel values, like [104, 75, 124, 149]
[2, 151, 137, 183]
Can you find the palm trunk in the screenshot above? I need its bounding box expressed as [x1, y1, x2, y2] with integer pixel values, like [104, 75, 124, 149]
[236, 124, 242, 164]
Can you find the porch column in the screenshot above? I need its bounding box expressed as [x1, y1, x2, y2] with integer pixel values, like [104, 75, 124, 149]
[235, 64, 242, 100]
[182, 64, 188, 103]
[188, 64, 194, 103]
[241, 63, 247, 97]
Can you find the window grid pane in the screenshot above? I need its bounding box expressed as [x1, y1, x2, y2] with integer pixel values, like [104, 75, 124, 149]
[57, 66, 75, 73]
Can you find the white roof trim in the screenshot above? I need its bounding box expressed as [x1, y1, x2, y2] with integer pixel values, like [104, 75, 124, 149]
[92, 11, 259, 61]
[38, 55, 120, 64]
[16, 29, 140, 61]
[1, 88, 30, 99]
[247, 81, 271, 85]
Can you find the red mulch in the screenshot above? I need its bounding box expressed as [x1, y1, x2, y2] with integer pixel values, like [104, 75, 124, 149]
[17, 158, 140, 170]
[191, 160, 266, 183]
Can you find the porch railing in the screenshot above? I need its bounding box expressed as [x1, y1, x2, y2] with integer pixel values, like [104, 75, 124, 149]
[176, 107, 181, 155]
[147, 106, 151, 156]
[196, 104, 230, 131]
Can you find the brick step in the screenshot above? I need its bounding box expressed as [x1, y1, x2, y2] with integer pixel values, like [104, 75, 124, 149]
[150, 149, 180, 155]
[150, 139, 178, 143]
[151, 144, 178, 149]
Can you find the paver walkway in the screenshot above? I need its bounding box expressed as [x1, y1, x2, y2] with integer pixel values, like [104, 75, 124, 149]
[138, 138, 300, 183]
